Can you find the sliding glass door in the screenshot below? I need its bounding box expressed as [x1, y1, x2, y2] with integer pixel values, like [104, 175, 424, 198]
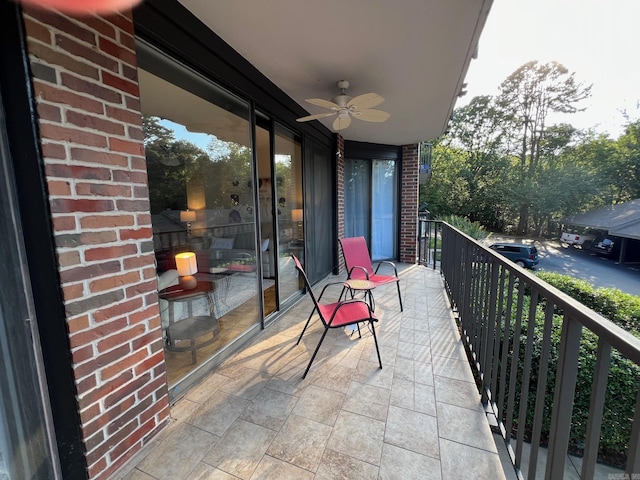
[344, 158, 398, 261]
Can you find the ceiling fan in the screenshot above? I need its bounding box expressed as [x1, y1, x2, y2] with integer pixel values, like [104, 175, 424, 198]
[296, 80, 390, 131]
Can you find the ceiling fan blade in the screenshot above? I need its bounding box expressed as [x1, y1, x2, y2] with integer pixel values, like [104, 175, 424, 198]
[332, 115, 351, 131]
[305, 98, 340, 109]
[296, 112, 336, 122]
[347, 93, 384, 109]
[354, 109, 390, 122]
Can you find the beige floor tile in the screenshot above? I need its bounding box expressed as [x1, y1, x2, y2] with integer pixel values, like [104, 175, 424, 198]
[239, 387, 298, 430]
[353, 359, 394, 389]
[307, 364, 355, 393]
[188, 463, 241, 479]
[327, 411, 385, 466]
[414, 360, 434, 386]
[390, 377, 414, 410]
[291, 384, 344, 426]
[249, 455, 314, 480]
[342, 381, 390, 422]
[415, 383, 436, 416]
[379, 443, 442, 480]
[431, 355, 475, 383]
[314, 448, 379, 480]
[188, 390, 250, 436]
[384, 405, 439, 459]
[266, 414, 332, 472]
[136, 422, 217, 480]
[434, 375, 483, 411]
[218, 367, 270, 400]
[437, 402, 497, 453]
[440, 438, 506, 480]
[121, 469, 156, 480]
[202, 419, 276, 479]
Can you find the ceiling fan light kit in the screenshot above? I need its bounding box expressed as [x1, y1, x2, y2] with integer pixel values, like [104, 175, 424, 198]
[296, 80, 390, 131]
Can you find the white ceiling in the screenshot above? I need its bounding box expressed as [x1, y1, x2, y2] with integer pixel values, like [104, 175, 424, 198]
[177, 0, 493, 145]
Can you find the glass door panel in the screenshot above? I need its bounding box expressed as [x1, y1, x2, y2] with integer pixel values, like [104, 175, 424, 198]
[274, 125, 304, 302]
[138, 42, 260, 390]
[344, 158, 397, 261]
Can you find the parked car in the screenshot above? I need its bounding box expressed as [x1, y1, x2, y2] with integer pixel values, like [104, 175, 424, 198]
[489, 243, 539, 268]
[590, 236, 618, 257]
[560, 231, 596, 249]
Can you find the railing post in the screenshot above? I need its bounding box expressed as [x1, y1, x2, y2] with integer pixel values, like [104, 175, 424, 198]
[545, 316, 582, 479]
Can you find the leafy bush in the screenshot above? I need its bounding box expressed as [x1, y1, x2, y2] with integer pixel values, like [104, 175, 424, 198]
[438, 214, 488, 240]
[502, 271, 640, 466]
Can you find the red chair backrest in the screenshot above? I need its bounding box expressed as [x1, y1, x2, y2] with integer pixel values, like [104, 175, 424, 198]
[291, 254, 321, 309]
[339, 236, 374, 279]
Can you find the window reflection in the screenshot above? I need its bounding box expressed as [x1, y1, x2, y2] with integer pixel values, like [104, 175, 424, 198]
[138, 59, 260, 387]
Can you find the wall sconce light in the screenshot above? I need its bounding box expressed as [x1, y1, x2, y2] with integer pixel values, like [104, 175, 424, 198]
[175, 252, 198, 290]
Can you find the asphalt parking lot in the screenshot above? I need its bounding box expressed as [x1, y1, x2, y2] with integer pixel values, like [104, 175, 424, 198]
[484, 235, 640, 297]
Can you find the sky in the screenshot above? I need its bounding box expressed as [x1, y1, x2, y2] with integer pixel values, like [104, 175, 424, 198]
[460, 0, 640, 139]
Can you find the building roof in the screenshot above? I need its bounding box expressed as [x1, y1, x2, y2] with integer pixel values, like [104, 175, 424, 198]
[176, 0, 494, 145]
[561, 199, 640, 240]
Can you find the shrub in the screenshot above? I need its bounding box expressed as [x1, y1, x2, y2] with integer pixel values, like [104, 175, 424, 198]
[438, 214, 488, 240]
[502, 271, 640, 466]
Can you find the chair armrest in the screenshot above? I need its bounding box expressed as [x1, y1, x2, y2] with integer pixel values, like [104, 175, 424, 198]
[347, 265, 370, 280]
[317, 281, 349, 302]
[374, 260, 398, 277]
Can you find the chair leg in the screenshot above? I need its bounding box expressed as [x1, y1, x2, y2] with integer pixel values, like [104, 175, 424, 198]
[296, 307, 317, 346]
[369, 320, 383, 369]
[396, 280, 403, 312]
[302, 327, 330, 379]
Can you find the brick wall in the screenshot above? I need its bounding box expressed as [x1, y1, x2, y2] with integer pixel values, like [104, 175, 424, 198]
[23, 8, 170, 479]
[400, 144, 419, 263]
[336, 134, 345, 272]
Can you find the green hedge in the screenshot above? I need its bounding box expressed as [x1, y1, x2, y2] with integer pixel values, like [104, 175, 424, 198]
[501, 272, 640, 467]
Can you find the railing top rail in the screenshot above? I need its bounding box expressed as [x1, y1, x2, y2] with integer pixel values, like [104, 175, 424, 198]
[440, 221, 640, 364]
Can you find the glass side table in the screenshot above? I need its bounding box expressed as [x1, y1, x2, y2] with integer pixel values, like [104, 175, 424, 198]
[159, 280, 219, 364]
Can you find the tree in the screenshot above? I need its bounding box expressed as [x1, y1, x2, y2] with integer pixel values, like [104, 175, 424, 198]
[497, 61, 592, 235]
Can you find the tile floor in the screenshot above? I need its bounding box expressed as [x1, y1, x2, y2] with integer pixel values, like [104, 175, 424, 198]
[118, 264, 508, 479]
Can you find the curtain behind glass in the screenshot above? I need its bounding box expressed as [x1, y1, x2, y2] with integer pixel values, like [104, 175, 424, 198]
[344, 159, 370, 242]
[371, 160, 397, 260]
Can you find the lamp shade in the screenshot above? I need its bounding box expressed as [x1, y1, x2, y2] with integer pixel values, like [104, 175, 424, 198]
[175, 252, 197, 276]
[180, 210, 197, 223]
[291, 209, 303, 223]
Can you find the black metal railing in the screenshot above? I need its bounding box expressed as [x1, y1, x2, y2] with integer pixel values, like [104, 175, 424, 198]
[428, 221, 640, 479]
[417, 216, 442, 269]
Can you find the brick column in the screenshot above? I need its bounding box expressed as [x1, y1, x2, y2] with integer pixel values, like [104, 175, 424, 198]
[23, 8, 169, 479]
[400, 144, 419, 263]
[336, 134, 345, 272]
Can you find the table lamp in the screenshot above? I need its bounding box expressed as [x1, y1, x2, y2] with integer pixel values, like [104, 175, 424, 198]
[175, 252, 198, 290]
[292, 209, 303, 240]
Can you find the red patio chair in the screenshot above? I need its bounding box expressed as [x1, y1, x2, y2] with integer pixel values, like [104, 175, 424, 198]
[338, 236, 403, 312]
[292, 255, 382, 379]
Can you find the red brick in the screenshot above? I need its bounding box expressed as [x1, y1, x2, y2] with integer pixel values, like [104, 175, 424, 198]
[37, 102, 61, 122]
[89, 271, 141, 294]
[113, 170, 147, 184]
[66, 110, 125, 135]
[23, 17, 53, 44]
[27, 39, 100, 80]
[69, 319, 129, 350]
[80, 214, 134, 229]
[25, 9, 97, 45]
[78, 230, 120, 245]
[94, 298, 143, 323]
[80, 16, 117, 39]
[47, 179, 72, 196]
[100, 349, 147, 381]
[85, 244, 138, 262]
[61, 72, 122, 104]
[109, 137, 144, 155]
[76, 182, 132, 198]
[105, 104, 140, 125]
[33, 80, 104, 114]
[72, 344, 95, 364]
[134, 352, 164, 379]
[56, 34, 118, 73]
[97, 324, 146, 353]
[71, 147, 128, 166]
[41, 142, 67, 159]
[51, 216, 76, 232]
[77, 370, 133, 412]
[39, 123, 108, 148]
[50, 198, 114, 214]
[67, 314, 90, 333]
[46, 162, 112, 181]
[98, 36, 137, 67]
[60, 260, 121, 284]
[120, 227, 152, 241]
